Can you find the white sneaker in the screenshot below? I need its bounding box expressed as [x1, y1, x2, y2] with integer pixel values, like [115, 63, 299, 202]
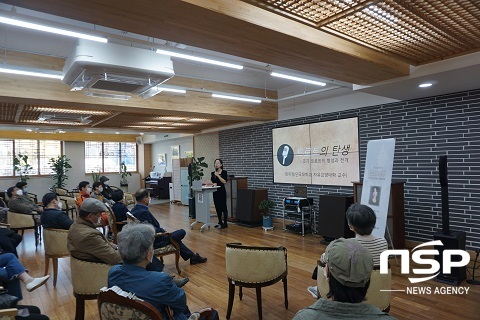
[26, 275, 50, 292]
[307, 286, 318, 299]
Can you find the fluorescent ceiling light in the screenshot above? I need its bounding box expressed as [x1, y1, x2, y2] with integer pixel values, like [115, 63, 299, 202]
[86, 91, 131, 100]
[0, 16, 107, 43]
[0, 67, 62, 79]
[156, 49, 243, 70]
[212, 94, 261, 103]
[271, 72, 326, 86]
[419, 83, 433, 88]
[141, 86, 186, 99]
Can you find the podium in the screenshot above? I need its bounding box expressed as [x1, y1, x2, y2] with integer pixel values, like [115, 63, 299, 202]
[190, 181, 219, 232]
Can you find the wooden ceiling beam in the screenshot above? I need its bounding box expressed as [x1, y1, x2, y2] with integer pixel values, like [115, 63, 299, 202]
[0, 129, 138, 142]
[0, 74, 277, 121]
[4, 0, 409, 84]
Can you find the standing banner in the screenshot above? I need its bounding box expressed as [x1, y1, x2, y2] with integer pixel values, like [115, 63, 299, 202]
[360, 138, 395, 239]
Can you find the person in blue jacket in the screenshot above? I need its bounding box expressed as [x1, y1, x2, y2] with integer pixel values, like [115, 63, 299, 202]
[130, 189, 207, 265]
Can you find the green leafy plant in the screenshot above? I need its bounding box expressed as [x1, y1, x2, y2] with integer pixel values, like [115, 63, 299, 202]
[120, 161, 132, 186]
[91, 170, 101, 183]
[188, 157, 208, 181]
[49, 155, 72, 188]
[13, 153, 33, 182]
[258, 199, 275, 216]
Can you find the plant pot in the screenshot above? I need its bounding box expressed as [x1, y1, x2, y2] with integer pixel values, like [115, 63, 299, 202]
[120, 185, 128, 192]
[262, 215, 273, 230]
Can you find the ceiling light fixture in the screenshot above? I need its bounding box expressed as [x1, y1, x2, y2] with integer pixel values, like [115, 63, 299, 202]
[0, 66, 62, 79]
[86, 91, 131, 100]
[0, 16, 108, 43]
[156, 49, 243, 70]
[140, 86, 186, 99]
[212, 94, 261, 103]
[419, 83, 433, 88]
[271, 72, 327, 86]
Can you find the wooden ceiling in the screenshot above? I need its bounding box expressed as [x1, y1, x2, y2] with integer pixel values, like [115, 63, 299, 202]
[0, 0, 478, 135]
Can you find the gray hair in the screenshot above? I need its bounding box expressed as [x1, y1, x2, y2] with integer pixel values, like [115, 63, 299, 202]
[346, 204, 376, 236]
[117, 222, 155, 264]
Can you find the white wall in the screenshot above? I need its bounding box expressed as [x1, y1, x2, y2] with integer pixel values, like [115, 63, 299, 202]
[1, 141, 141, 197]
[150, 136, 193, 173]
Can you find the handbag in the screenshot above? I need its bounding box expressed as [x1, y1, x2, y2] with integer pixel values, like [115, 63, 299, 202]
[0, 288, 19, 309]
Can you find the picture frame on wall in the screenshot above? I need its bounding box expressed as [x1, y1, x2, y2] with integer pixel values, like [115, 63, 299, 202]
[157, 153, 167, 166]
[171, 145, 180, 159]
[184, 150, 194, 158]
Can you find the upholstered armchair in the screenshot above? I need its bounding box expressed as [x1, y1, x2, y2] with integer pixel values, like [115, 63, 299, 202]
[51, 187, 70, 196]
[225, 243, 288, 320]
[6, 211, 39, 247]
[98, 287, 163, 320]
[105, 204, 127, 244]
[317, 261, 392, 312]
[43, 228, 70, 287]
[71, 257, 111, 320]
[153, 232, 181, 275]
[59, 195, 78, 220]
[124, 193, 136, 208]
[0, 308, 17, 320]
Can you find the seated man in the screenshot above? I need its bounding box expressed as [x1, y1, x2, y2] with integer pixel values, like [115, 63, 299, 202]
[76, 181, 91, 206]
[308, 203, 389, 298]
[131, 189, 207, 265]
[109, 223, 216, 320]
[293, 238, 396, 320]
[41, 192, 73, 230]
[111, 189, 128, 231]
[68, 198, 183, 279]
[7, 186, 42, 215]
[14, 182, 44, 213]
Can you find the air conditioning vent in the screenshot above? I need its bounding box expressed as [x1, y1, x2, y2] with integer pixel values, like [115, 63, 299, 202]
[62, 40, 174, 96]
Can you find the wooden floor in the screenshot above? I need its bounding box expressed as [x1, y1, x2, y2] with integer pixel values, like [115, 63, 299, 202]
[16, 203, 480, 320]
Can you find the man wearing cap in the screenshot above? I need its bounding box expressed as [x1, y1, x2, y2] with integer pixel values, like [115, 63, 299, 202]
[99, 176, 113, 200]
[293, 238, 396, 320]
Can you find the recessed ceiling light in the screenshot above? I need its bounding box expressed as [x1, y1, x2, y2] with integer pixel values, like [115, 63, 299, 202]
[88, 131, 93, 133]
[139, 132, 144, 135]
[156, 49, 243, 70]
[419, 83, 433, 88]
[26, 129, 32, 132]
[115, 132, 120, 134]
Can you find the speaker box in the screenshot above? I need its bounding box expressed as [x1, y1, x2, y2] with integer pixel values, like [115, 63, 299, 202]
[317, 194, 354, 239]
[433, 231, 467, 286]
[236, 189, 268, 226]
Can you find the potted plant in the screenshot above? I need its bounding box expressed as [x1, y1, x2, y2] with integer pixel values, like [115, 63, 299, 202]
[91, 170, 101, 183]
[49, 155, 72, 189]
[13, 153, 33, 182]
[120, 161, 132, 192]
[258, 199, 275, 230]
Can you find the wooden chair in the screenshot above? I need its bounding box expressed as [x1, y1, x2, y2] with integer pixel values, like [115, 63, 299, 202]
[124, 192, 136, 207]
[43, 228, 69, 287]
[51, 187, 70, 196]
[124, 213, 181, 275]
[6, 211, 39, 247]
[225, 243, 288, 320]
[0, 308, 18, 320]
[317, 262, 392, 312]
[98, 287, 163, 320]
[70, 257, 111, 320]
[104, 204, 127, 244]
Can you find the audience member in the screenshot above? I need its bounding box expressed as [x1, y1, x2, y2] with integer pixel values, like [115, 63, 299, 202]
[0, 252, 50, 319]
[131, 189, 207, 265]
[111, 189, 128, 231]
[0, 225, 22, 257]
[91, 181, 107, 203]
[14, 182, 43, 213]
[41, 193, 73, 230]
[308, 204, 389, 299]
[76, 181, 91, 206]
[109, 223, 213, 319]
[7, 186, 42, 214]
[99, 176, 113, 200]
[293, 238, 396, 320]
[67, 198, 167, 274]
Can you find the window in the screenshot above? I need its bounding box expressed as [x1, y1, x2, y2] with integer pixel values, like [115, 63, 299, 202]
[0, 139, 62, 177]
[85, 142, 137, 173]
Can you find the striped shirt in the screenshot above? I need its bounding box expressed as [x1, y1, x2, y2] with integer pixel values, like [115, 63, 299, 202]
[355, 234, 388, 266]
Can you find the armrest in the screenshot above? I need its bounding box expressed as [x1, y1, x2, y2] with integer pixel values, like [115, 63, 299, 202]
[155, 232, 180, 249]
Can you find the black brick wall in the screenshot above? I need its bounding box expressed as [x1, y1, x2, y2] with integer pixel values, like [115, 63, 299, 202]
[219, 89, 480, 250]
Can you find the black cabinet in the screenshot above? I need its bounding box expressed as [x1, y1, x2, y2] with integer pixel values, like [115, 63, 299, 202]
[236, 189, 268, 226]
[317, 194, 355, 239]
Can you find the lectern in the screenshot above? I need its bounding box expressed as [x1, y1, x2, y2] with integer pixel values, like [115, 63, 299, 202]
[190, 181, 219, 232]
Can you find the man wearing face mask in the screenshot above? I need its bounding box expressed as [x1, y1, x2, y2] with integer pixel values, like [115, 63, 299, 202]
[76, 181, 91, 206]
[131, 189, 207, 265]
[41, 192, 73, 230]
[99, 176, 113, 200]
[8, 184, 43, 214]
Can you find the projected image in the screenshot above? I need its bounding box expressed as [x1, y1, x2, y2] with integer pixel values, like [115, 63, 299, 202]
[272, 118, 360, 186]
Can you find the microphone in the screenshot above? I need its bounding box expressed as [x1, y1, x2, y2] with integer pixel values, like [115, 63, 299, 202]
[466, 249, 480, 285]
[215, 167, 218, 172]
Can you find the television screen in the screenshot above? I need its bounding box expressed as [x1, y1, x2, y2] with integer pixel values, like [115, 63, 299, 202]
[272, 117, 360, 186]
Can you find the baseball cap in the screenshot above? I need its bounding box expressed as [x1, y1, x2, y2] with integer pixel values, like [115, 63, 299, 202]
[80, 198, 107, 213]
[99, 176, 109, 183]
[325, 238, 374, 287]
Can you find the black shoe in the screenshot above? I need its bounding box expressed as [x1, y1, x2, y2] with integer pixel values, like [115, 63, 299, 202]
[220, 222, 228, 229]
[214, 223, 222, 228]
[190, 253, 208, 265]
[172, 277, 189, 288]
